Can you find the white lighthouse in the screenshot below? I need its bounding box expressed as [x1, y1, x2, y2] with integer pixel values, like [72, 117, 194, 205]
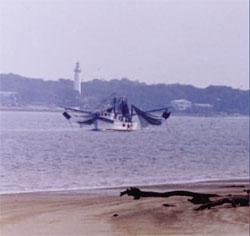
[74, 62, 81, 94]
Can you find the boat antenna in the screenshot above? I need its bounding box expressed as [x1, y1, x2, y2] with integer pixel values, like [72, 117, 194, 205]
[113, 96, 117, 115]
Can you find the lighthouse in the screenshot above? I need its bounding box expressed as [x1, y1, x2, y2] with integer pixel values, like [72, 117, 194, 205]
[74, 62, 81, 94]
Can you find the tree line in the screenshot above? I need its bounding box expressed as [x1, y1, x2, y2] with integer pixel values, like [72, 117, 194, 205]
[0, 73, 249, 115]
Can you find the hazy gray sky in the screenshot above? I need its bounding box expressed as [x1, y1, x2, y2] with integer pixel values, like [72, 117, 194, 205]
[0, 0, 249, 89]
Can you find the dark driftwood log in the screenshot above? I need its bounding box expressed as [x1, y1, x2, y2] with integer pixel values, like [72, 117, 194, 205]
[196, 195, 249, 210]
[120, 187, 219, 204]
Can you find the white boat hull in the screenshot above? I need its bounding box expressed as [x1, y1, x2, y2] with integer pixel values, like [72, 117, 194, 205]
[68, 110, 138, 131]
[94, 119, 138, 131]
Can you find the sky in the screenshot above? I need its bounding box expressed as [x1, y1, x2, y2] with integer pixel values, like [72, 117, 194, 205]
[0, 0, 249, 89]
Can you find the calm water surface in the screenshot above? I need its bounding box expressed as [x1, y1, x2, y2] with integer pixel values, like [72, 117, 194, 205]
[0, 111, 249, 193]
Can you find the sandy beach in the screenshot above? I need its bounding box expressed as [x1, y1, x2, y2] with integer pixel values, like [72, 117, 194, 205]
[0, 179, 249, 236]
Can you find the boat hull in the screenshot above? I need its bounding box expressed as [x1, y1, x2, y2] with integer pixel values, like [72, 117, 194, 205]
[93, 119, 138, 131]
[65, 110, 139, 131]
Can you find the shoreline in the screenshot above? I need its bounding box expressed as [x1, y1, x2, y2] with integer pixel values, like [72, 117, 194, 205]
[0, 107, 63, 113]
[0, 177, 249, 196]
[1, 107, 249, 118]
[1, 179, 249, 236]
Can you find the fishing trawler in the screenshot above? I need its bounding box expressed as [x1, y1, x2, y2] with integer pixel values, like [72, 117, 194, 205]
[62, 97, 171, 131]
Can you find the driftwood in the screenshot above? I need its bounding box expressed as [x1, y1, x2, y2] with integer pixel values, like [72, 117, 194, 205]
[120, 187, 249, 210]
[196, 195, 249, 210]
[120, 187, 219, 204]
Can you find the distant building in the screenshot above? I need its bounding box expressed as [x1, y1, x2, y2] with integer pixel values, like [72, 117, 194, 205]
[171, 99, 192, 111]
[74, 62, 81, 94]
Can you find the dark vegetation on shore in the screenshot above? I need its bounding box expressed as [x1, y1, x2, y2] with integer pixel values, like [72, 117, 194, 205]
[0, 73, 249, 115]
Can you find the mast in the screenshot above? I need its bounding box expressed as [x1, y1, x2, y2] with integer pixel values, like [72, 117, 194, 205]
[113, 97, 117, 115]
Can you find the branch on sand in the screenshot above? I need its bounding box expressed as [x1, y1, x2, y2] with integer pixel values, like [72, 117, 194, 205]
[195, 195, 249, 210]
[120, 187, 219, 204]
[120, 187, 249, 210]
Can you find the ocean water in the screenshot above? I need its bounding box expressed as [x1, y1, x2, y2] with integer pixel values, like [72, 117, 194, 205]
[0, 111, 249, 193]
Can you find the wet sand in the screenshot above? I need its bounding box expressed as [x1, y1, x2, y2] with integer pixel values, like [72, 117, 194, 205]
[0, 179, 249, 236]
